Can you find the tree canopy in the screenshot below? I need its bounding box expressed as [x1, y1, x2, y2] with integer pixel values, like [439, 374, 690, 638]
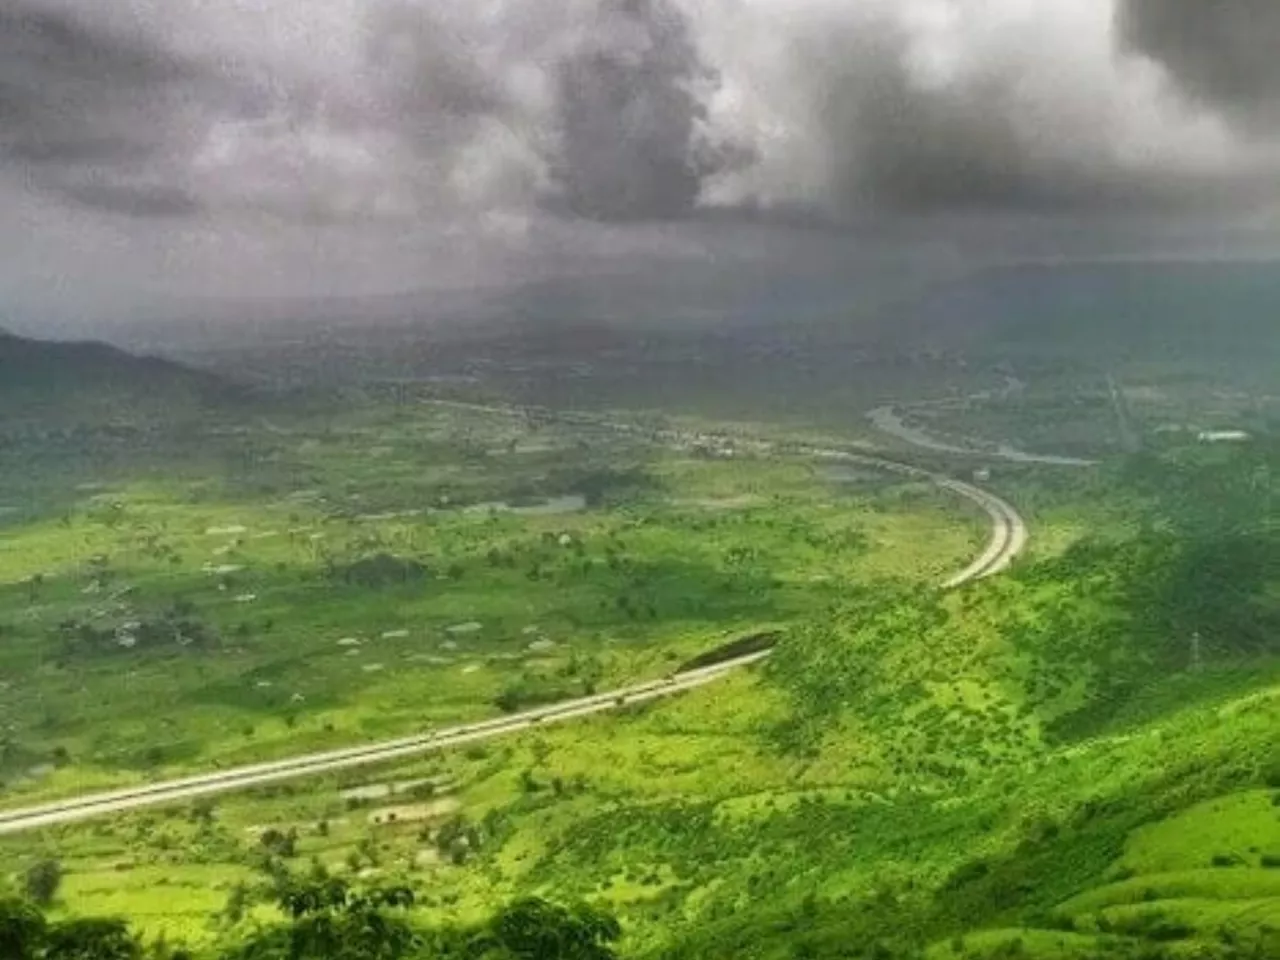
[0, 883, 623, 960]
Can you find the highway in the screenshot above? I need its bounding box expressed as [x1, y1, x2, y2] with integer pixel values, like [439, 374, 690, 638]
[937, 476, 1027, 587]
[427, 398, 1027, 585]
[0, 404, 1029, 835]
[0, 656, 769, 835]
[784, 445, 1026, 586]
[868, 404, 1098, 467]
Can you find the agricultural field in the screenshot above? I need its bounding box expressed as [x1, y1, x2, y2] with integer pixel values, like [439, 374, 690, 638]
[0, 394, 985, 808]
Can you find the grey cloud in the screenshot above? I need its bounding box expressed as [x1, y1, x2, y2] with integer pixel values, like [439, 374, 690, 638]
[712, 1, 1280, 217]
[0, 7, 162, 162]
[811, 23, 1090, 212]
[358, 0, 735, 220]
[1119, 0, 1280, 133]
[59, 181, 204, 219]
[0, 2, 236, 214]
[366, 3, 509, 128]
[4, 0, 1280, 234]
[824, 45, 1248, 214]
[549, 0, 736, 220]
[2, 0, 738, 225]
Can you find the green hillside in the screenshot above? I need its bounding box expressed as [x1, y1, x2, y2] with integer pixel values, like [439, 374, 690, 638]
[0, 328, 236, 428]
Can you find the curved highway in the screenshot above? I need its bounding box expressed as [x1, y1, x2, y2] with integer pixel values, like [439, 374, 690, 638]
[868, 404, 1098, 467]
[0, 405, 1028, 835]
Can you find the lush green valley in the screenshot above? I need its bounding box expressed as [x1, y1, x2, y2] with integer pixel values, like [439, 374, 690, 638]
[0, 333, 1276, 960]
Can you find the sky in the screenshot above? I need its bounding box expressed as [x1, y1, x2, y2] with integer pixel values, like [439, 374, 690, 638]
[3, 0, 1280, 333]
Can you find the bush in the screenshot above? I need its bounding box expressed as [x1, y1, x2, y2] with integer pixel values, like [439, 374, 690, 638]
[23, 860, 62, 907]
[333, 554, 426, 589]
[0, 898, 46, 960]
[43, 917, 141, 960]
[483, 897, 622, 960]
[260, 828, 298, 859]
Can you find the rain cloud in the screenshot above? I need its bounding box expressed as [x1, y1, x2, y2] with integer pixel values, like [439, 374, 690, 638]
[2, 0, 1280, 225]
[1118, 0, 1280, 135]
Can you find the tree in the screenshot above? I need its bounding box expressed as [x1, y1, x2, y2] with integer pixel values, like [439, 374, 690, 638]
[2, 881, 625, 960]
[42, 917, 141, 960]
[259, 828, 298, 859]
[475, 898, 622, 960]
[0, 898, 46, 960]
[220, 883, 250, 927]
[226, 878, 418, 960]
[24, 859, 63, 907]
[190, 799, 217, 826]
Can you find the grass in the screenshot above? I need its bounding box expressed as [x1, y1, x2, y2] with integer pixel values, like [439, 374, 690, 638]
[1118, 791, 1280, 875]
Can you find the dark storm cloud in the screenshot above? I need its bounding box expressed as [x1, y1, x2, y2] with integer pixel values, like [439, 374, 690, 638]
[0, 2, 220, 212]
[1119, 0, 1280, 133]
[707, 1, 1280, 217]
[807, 22, 1129, 212]
[357, 0, 735, 220]
[1, 0, 733, 222]
[3, 0, 1280, 235]
[549, 0, 738, 220]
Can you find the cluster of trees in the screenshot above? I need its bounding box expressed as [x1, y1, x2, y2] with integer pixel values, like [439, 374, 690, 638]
[0, 880, 622, 960]
[55, 599, 219, 658]
[492, 677, 582, 715]
[331, 554, 428, 589]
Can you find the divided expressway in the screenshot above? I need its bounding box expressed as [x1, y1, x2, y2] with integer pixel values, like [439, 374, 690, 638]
[0, 407, 1031, 835]
[0, 655, 770, 836]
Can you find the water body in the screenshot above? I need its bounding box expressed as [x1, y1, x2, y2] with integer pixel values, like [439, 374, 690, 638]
[819, 465, 887, 483]
[462, 494, 587, 516]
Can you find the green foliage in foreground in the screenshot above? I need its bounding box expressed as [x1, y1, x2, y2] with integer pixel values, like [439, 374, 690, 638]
[0, 883, 622, 960]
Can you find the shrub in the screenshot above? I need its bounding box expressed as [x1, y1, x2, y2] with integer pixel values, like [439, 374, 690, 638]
[23, 860, 62, 907]
[260, 828, 298, 859]
[0, 898, 46, 960]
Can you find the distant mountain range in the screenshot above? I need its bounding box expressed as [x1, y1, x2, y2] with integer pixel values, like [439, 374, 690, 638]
[0, 328, 235, 426]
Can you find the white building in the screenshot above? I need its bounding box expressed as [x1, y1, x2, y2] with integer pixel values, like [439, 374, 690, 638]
[1197, 430, 1251, 444]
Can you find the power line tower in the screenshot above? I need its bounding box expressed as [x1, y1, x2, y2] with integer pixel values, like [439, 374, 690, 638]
[1190, 631, 1203, 673]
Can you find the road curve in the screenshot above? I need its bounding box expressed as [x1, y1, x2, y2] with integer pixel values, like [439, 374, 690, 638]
[868, 404, 1098, 467]
[937, 477, 1027, 587]
[788, 446, 1025, 586]
[0, 405, 1028, 835]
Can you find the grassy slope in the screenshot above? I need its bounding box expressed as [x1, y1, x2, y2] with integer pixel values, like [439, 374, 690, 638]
[646, 443, 1280, 960]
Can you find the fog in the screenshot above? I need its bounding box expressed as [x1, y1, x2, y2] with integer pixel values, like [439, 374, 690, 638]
[3, 0, 1280, 331]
